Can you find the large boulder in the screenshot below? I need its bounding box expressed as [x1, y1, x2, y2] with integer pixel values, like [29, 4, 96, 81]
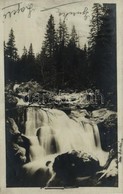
[52, 150, 100, 186]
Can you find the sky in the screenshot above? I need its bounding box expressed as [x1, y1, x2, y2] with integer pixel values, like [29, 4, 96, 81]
[2, 0, 94, 56]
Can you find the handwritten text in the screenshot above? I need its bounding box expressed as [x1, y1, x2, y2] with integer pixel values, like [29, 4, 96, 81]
[58, 7, 89, 20]
[2, 2, 34, 19]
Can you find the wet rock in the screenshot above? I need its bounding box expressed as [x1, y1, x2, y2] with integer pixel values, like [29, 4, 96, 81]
[59, 107, 71, 115]
[104, 114, 117, 129]
[12, 143, 27, 164]
[69, 109, 91, 123]
[5, 94, 18, 108]
[6, 117, 20, 135]
[92, 109, 117, 151]
[84, 105, 97, 112]
[92, 108, 116, 124]
[53, 150, 100, 185]
[71, 109, 90, 117]
[96, 158, 118, 186]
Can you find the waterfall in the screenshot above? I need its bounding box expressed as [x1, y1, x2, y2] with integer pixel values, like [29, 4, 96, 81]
[25, 107, 108, 166]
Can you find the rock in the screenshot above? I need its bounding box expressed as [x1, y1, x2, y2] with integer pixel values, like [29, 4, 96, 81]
[104, 114, 117, 129]
[53, 150, 100, 185]
[84, 105, 97, 112]
[12, 143, 27, 164]
[69, 109, 91, 122]
[96, 158, 118, 186]
[5, 94, 18, 108]
[7, 117, 20, 135]
[60, 107, 71, 115]
[92, 109, 117, 151]
[92, 108, 116, 124]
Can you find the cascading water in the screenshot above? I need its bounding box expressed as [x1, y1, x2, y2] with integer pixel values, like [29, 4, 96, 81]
[25, 107, 108, 166]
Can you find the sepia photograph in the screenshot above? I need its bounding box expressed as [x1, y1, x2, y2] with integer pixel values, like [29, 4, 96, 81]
[0, 0, 123, 193]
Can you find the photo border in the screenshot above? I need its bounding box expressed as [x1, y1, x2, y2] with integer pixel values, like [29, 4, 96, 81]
[0, 0, 123, 193]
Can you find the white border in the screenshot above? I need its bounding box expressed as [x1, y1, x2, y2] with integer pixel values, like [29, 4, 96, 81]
[0, 0, 123, 193]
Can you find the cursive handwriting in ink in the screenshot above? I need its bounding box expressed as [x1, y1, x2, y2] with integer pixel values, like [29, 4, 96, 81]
[118, 138, 123, 163]
[58, 7, 89, 21]
[2, 2, 34, 19]
[83, 7, 89, 20]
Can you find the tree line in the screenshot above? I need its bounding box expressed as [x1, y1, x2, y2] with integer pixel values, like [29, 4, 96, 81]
[4, 4, 117, 98]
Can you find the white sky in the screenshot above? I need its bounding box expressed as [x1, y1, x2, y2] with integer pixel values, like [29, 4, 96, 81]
[3, 0, 93, 56]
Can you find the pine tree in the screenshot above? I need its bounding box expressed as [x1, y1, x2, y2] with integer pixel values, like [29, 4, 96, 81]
[36, 47, 47, 83]
[26, 43, 36, 80]
[84, 44, 87, 53]
[4, 41, 6, 52]
[87, 4, 104, 86]
[88, 4, 103, 52]
[55, 19, 70, 88]
[5, 29, 19, 82]
[44, 15, 57, 57]
[88, 4, 116, 102]
[57, 19, 69, 47]
[69, 25, 79, 47]
[4, 41, 7, 60]
[41, 15, 58, 88]
[97, 4, 117, 100]
[6, 28, 18, 61]
[28, 43, 35, 59]
[19, 46, 28, 81]
[22, 46, 28, 59]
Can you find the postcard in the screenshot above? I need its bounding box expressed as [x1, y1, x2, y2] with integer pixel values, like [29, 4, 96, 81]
[0, 0, 123, 193]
